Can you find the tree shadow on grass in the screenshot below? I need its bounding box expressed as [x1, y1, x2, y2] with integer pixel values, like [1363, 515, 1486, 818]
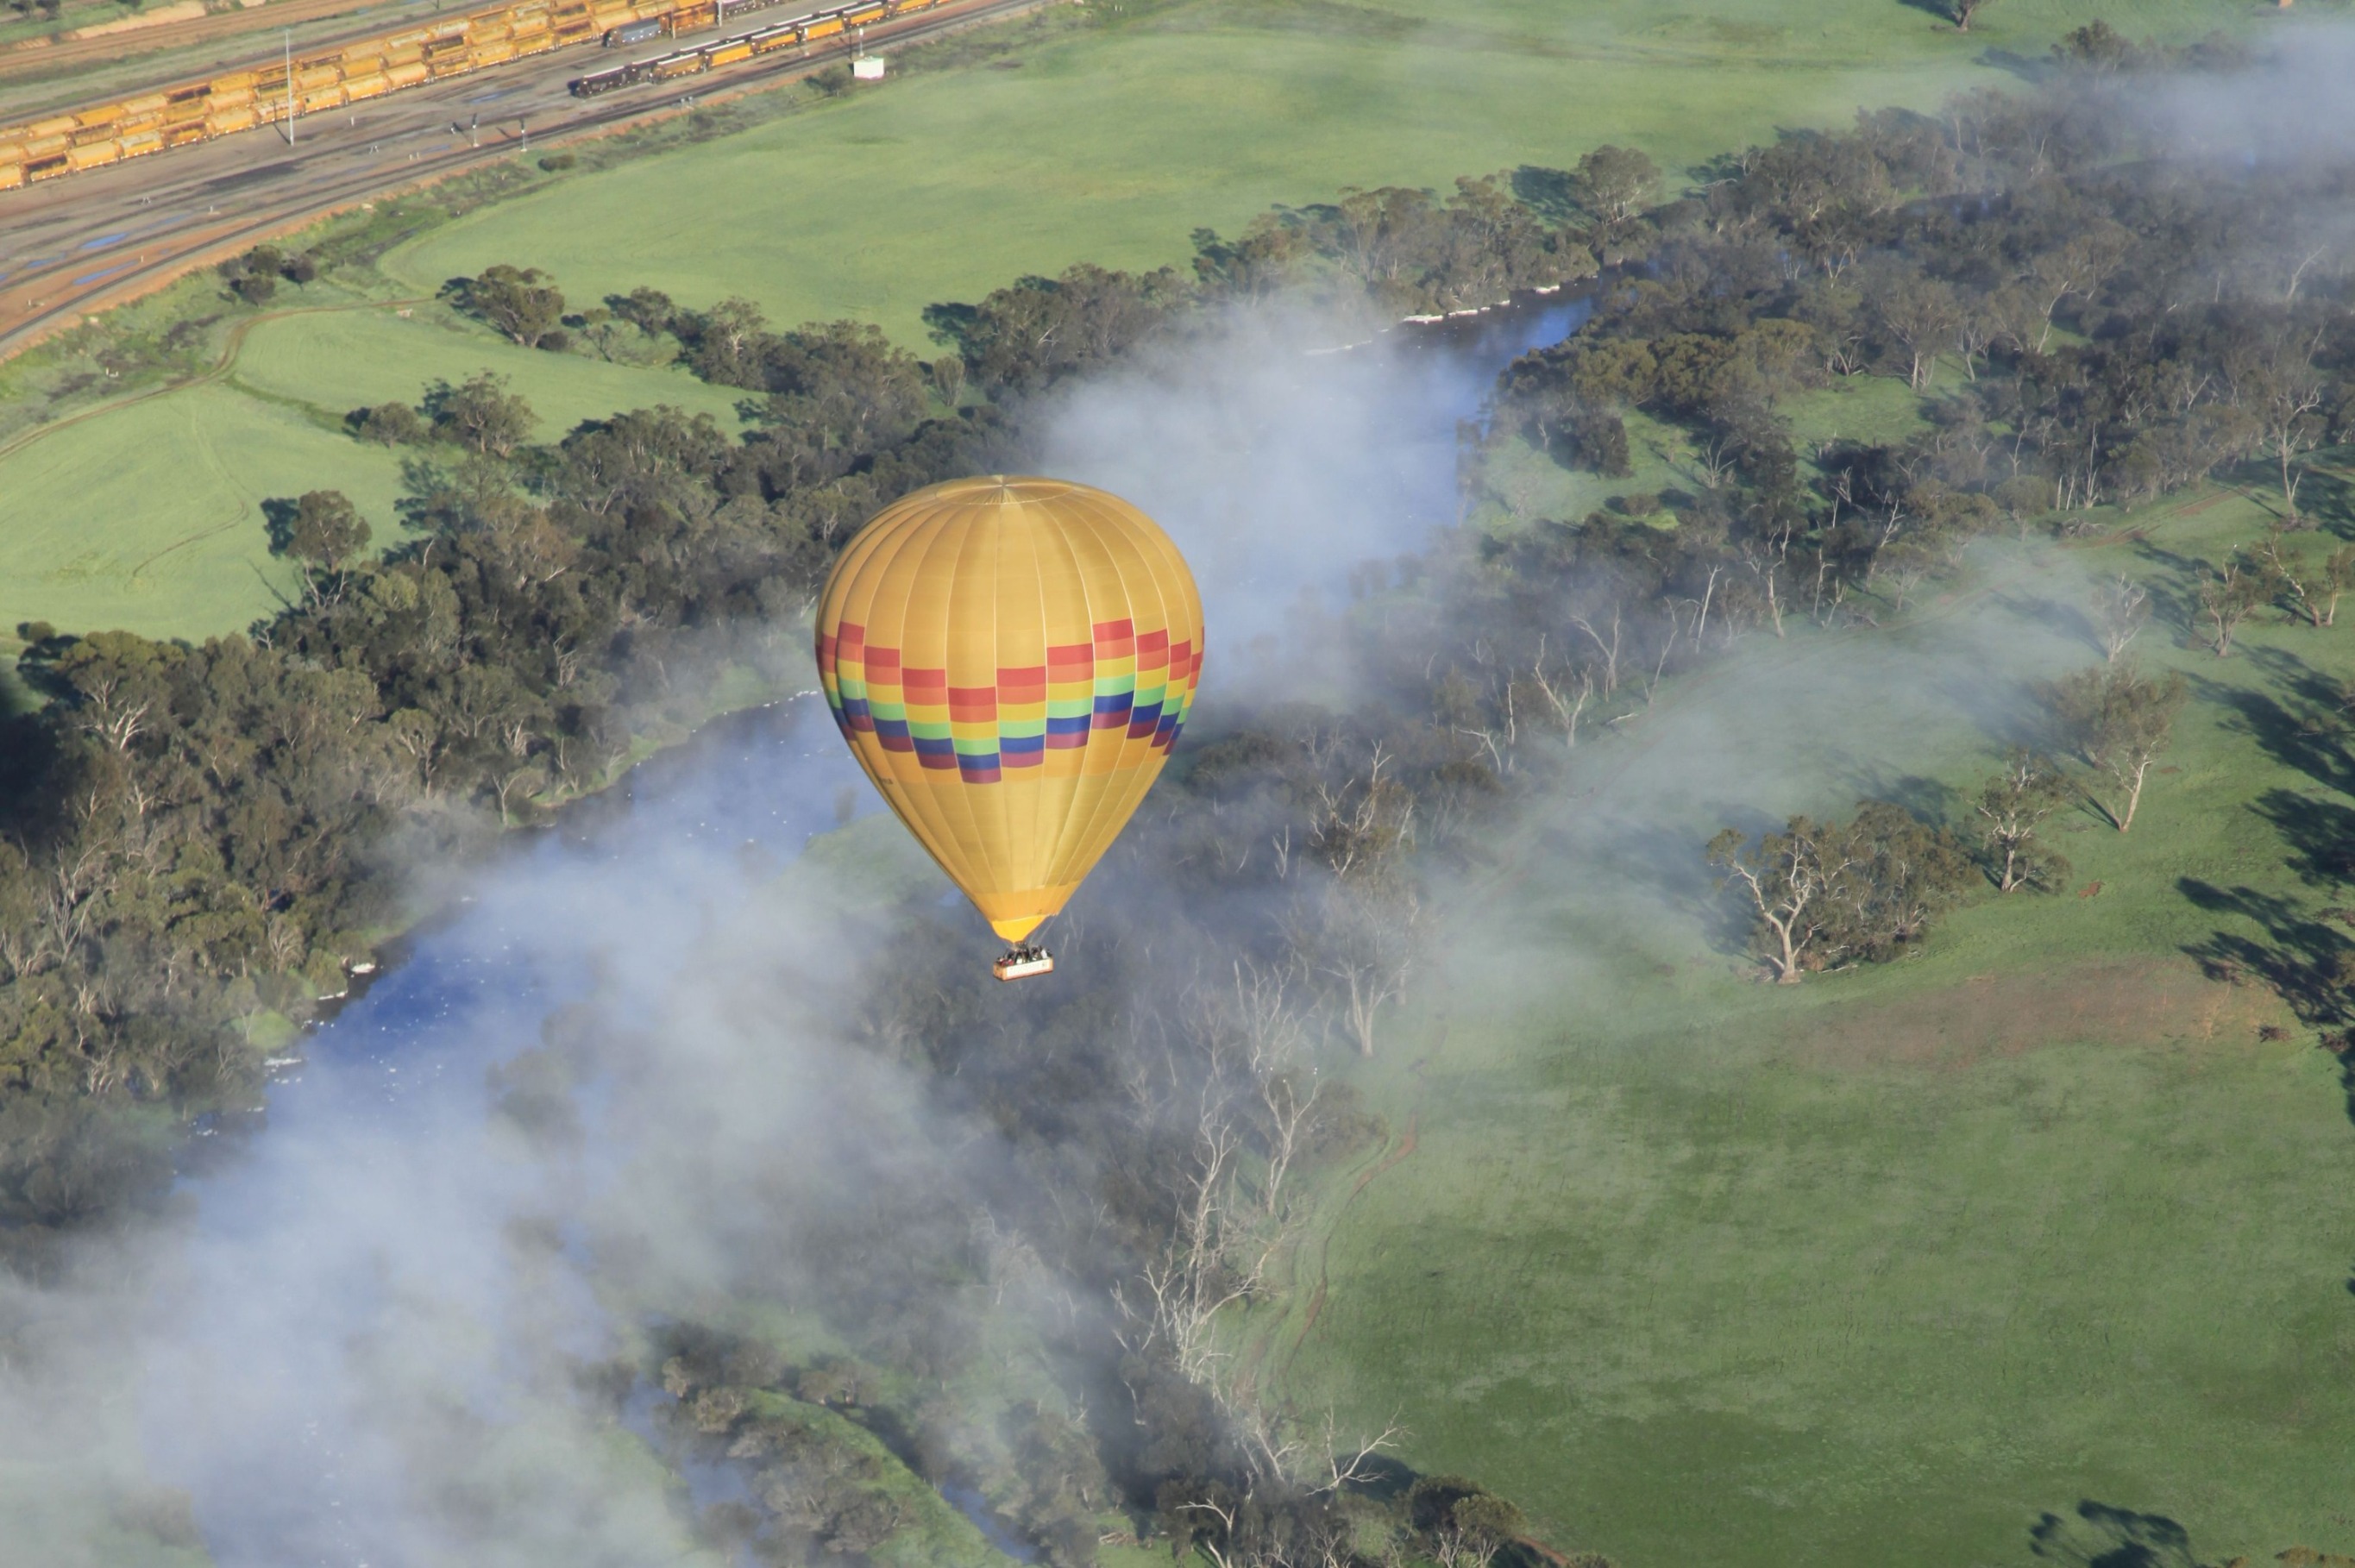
[2297, 463, 2353, 539]
[1508, 166, 1578, 227]
[2030, 1500, 2202, 1568]
[1847, 770, 1959, 830]
[2191, 648, 2355, 798]
[1976, 47, 2054, 83]
[259, 495, 299, 556]
[2123, 536, 2208, 643]
[2178, 878, 2351, 1029]
[2250, 787, 2355, 887]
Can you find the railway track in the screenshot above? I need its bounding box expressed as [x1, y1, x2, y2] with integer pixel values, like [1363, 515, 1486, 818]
[0, 0, 1037, 363]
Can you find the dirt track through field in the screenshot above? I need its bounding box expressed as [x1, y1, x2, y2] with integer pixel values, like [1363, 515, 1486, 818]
[0, 293, 421, 466]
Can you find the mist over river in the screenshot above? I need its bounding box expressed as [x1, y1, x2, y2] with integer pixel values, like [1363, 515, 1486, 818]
[130, 295, 1586, 1565]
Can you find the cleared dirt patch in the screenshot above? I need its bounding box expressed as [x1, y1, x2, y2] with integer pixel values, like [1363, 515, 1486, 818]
[1780, 956, 2287, 1072]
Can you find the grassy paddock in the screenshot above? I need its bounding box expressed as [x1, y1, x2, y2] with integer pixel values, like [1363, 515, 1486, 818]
[388, 0, 2256, 348]
[0, 380, 399, 642]
[1263, 494, 2355, 1568]
[0, 300, 747, 642]
[0, 0, 2277, 642]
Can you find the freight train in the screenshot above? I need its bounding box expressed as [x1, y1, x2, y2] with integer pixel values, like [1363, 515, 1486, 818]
[0, 0, 934, 191]
[568, 0, 909, 96]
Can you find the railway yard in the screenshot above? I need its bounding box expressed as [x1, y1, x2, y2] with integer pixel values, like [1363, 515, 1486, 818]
[0, 0, 1022, 359]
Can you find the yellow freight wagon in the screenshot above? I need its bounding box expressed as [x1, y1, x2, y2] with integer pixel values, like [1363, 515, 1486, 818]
[0, 0, 909, 189]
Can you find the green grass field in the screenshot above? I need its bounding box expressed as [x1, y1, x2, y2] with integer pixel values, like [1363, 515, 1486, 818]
[387, 0, 2258, 348]
[1262, 492, 2355, 1567]
[0, 301, 746, 643]
[0, 379, 392, 643]
[0, 0, 2283, 643]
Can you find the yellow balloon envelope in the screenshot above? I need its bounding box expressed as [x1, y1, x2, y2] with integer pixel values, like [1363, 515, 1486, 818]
[814, 476, 1205, 946]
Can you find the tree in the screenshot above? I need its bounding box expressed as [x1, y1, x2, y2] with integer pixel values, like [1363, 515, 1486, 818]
[423, 373, 535, 458]
[1867, 267, 1961, 391]
[1953, 0, 1994, 31]
[1974, 751, 2071, 893]
[2229, 328, 2327, 524]
[1573, 144, 1659, 248]
[679, 295, 773, 387]
[2195, 555, 2267, 657]
[349, 401, 427, 445]
[445, 264, 567, 349]
[2090, 574, 2150, 662]
[2044, 663, 2187, 832]
[1707, 804, 1970, 982]
[2053, 20, 2144, 72]
[1309, 878, 1418, 1057]
[607, 285, 676, 337]
[280, 491, 371, 572]
[2251, 533, 2355, 629]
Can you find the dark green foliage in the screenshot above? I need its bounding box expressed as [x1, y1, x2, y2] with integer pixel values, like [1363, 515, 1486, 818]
[607, 285, 678, 337]
[1709, 804, 1975, 982]
[1185, 172, 1591, 318]
[2043, 663, 2187, 832]
[926, 262, 1190, 400]
[421, 372, 535, 457]
[265, 489, 372, 572]
[216, 244, 320, 302]
[1974, 750, 2072, 894]
[0, 311, 1004, 1234]
[348, 400, 429, 445]
[443, 263, 568, 349]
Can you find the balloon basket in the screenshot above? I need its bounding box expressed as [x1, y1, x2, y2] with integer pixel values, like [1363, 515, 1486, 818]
[992, 945, 1055, 982]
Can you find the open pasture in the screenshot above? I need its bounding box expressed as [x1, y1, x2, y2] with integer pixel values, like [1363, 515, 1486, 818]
[1271, 498, 2355, 1567]
[0, 380, 395, 643]
[0, 302, 745, 643]
[0, 0, 2278, 644]
[388, 0, 2253, 348]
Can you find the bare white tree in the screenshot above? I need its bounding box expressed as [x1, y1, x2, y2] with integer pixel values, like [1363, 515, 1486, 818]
[2091, 574, 2150, 662]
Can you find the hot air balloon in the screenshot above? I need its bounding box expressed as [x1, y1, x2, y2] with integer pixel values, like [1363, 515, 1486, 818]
[814, 476, 1204, 980]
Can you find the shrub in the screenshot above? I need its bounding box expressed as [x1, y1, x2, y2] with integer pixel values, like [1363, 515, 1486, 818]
[347, 402, 427, 445]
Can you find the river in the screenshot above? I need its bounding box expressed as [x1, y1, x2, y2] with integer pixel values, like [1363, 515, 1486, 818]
[131, 291, 1588, 1566]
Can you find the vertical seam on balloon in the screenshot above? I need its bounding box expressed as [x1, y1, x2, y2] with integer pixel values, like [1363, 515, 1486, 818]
[920, 493, 997, 903]
[883, 501, 988, 898]
[1039, 496, 1126, 891]
[1017, 492, 1053, 906]
[1045, 491, 1159, 893]
[825, 507, 907, 847]
[970, 487, 1009, 898]
[1107, 495, 1178, 871]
